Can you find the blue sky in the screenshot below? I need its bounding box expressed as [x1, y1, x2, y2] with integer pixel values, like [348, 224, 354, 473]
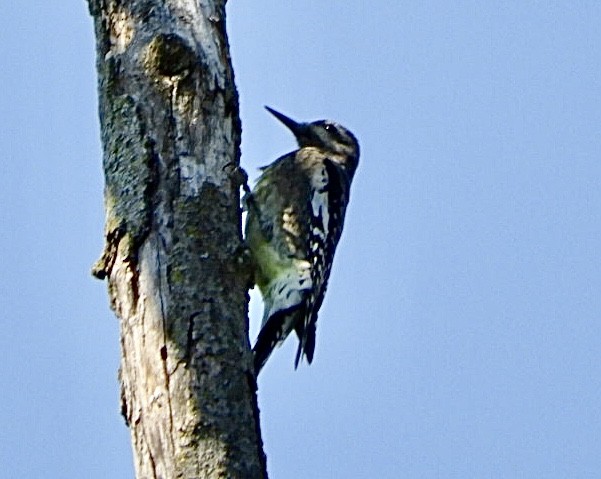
[1, 1, 600, 478]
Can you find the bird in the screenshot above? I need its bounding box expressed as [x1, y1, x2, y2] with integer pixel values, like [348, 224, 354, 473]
[245, 106, 360, 375]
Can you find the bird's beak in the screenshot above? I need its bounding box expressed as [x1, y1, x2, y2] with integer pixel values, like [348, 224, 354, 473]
[265, 106, 305, 137]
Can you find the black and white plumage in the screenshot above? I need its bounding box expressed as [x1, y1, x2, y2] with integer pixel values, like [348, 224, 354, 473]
[246, 107, 360, 375]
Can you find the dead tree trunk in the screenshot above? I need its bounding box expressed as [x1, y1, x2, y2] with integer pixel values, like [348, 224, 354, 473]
[87, 0, 266, 477]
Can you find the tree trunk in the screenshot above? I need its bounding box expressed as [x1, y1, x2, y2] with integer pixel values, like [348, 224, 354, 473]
[87, 0, 266, 477]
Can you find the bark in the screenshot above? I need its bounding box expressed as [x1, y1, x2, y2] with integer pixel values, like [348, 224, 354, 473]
[87, 0, 266, 477]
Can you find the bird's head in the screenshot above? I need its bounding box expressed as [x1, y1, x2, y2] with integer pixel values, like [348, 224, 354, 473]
[266, 106, 360, 178]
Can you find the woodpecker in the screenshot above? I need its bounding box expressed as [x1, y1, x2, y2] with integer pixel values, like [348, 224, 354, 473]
[246, 107, 360, 375]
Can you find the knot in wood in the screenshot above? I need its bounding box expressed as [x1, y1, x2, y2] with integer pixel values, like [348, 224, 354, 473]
[146, 33, 195, 77]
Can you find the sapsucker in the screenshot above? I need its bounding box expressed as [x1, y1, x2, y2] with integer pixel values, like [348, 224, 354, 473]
[246, 107, 360, 374]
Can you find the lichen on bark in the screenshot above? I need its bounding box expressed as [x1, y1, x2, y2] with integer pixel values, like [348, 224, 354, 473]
[92, 94, 156, 279]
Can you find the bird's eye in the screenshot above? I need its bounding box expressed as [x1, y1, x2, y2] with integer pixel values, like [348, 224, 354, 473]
[323, 123, 334, 132]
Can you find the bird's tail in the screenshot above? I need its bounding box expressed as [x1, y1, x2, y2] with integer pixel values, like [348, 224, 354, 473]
[293, 320, 316, 369]
[253, 307, 300, 375]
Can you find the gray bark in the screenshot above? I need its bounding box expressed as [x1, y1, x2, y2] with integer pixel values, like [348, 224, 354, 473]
[87, 0, 266, 477]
